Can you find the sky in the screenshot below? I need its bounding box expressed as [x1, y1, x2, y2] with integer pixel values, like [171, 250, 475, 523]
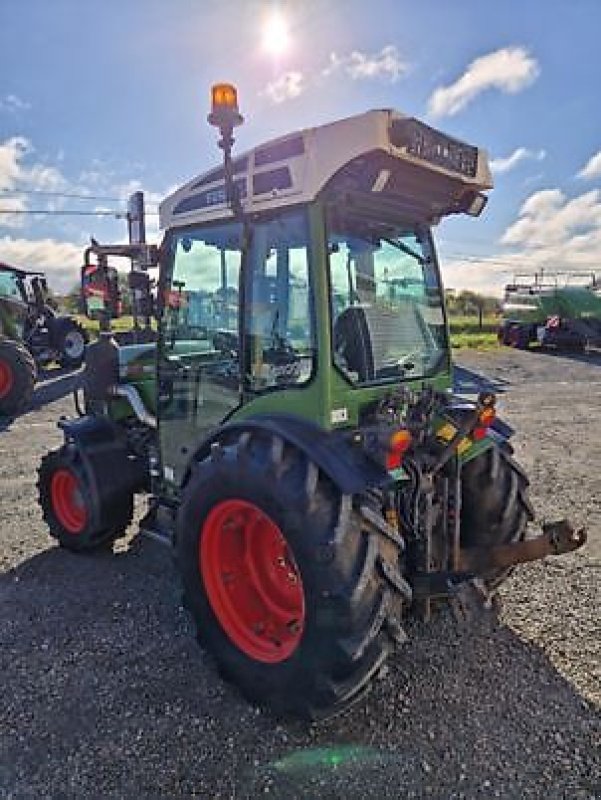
[1, 0, 600, 295]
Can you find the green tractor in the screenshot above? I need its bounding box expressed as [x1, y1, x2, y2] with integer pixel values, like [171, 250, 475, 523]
[37, 86, 585, 718]
[498, 272, 601, 351]
[0, 265, 36, 416]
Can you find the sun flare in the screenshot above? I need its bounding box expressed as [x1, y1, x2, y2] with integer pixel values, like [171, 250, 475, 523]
[261, 12, 290, 56]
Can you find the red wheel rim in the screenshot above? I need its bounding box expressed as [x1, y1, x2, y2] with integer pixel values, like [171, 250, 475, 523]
[200, 499, 305, 664]
[50, 468, 87, 534]
[0, 359, 13, 400]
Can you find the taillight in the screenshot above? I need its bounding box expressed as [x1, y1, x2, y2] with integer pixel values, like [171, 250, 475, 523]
[472, 406, 496, 441]
[386, 429, 412, 470]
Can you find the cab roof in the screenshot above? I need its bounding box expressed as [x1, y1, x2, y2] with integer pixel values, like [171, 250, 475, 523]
[159, 109, 493, 231]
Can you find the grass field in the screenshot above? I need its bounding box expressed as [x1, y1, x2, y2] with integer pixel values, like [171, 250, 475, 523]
[449, 314, 499, 349]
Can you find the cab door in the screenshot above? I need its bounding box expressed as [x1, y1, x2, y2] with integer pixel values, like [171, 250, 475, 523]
[158, 222, 243, 486]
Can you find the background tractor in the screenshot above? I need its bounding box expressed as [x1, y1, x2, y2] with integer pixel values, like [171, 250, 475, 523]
[37, 86, 585, 718]
[80, 194, 158, 345]
[80, 240, 157, 345]
[0, 262, 88, 369]
[498, 271, 601, 351]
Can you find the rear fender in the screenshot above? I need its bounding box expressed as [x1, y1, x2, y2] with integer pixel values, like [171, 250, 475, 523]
[58, 415, 146, 528]
[184, 413, 390, 495]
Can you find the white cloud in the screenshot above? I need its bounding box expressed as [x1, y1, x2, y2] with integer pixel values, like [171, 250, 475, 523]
[440, 256, 512, 296]
[260, 45, 407, 105]
[0, 136, 69, 228]
[439, 186, 601, 295]
[490, 147, 546, 174]
[261, 71, 305, 104]
[0, 235, 82, 293]
[578, 150, 601, 180]
[0, 94, 31, 113]
[428, 47, 540, 117]
[323, 45, 408, 83]
[0, 196, 27, 229]
[0, 138, 31, 227]
[0, 137, 28, 190]
[502, 188, 601, 247]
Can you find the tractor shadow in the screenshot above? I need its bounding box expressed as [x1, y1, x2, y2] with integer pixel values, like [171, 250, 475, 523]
[2, 533, 598, 799]
[0, 367, 81, 430]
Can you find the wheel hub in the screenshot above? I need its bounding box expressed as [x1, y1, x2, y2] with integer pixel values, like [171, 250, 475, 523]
[63, 331, 85, 359]
[50, 468, 87, 534]
[200, 499, 305, 663]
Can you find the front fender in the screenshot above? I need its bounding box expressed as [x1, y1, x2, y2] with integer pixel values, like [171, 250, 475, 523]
[58, 416, 147, 528]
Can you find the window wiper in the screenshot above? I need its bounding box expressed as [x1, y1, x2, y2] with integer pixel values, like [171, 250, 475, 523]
[383, 237, 427, 266]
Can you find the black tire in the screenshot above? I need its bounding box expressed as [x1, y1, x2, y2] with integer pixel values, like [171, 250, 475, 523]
[37, 446, 133, 552]
[507, 324, 530, 350]
[461, 445, 534, 590]
[497, 323, 511, 346]
[177, 430, 408, 719]
[0, 338, 36, 417]
[57, 319, 88, 368]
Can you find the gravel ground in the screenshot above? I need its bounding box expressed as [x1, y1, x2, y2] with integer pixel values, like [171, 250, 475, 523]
[1, 351, 599, 799]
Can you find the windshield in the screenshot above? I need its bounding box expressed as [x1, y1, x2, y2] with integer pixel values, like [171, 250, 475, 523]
[328, 223, 447, 385]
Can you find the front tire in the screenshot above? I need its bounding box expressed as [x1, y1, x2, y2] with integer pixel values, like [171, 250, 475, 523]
[38, 447, 133, 552]
[177, 431, 407, 719]
[57, 320, 88, 368]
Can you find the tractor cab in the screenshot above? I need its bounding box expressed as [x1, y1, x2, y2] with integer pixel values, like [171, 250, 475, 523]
[156, 102, 492, 482]
[0, 264, 28, 339]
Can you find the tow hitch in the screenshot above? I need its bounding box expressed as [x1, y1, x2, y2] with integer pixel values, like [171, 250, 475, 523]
[458, 519, 587, 573]
[410, 520, 586, 604]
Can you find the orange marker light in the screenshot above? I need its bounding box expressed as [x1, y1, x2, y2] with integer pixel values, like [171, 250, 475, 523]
[478, 407, 496, 426]
[386, 429, 412, 470]
[208, 83, 243, 130]
[472, 405, 496, 442]
[211, 83, 239, 112]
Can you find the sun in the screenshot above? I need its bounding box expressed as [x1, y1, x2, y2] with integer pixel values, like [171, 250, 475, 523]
[261, 12, 290, 56]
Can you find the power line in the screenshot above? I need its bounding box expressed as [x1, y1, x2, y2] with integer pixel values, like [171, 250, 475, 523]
[0, 208, 159, 216]
[0, 188, 124, 202]
[0, 188, 159, 205]
[440, 251, 600, 269]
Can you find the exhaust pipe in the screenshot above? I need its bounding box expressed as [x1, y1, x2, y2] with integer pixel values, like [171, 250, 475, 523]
[109, 384, 157, 428]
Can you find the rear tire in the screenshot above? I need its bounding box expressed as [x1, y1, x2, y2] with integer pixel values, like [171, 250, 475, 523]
[461, 445, 534, 591]
[507, 324, 530, 350]
[177, 431, 407, 719]
[0, 338, 36, 417]
[38, 447, 133, 552]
